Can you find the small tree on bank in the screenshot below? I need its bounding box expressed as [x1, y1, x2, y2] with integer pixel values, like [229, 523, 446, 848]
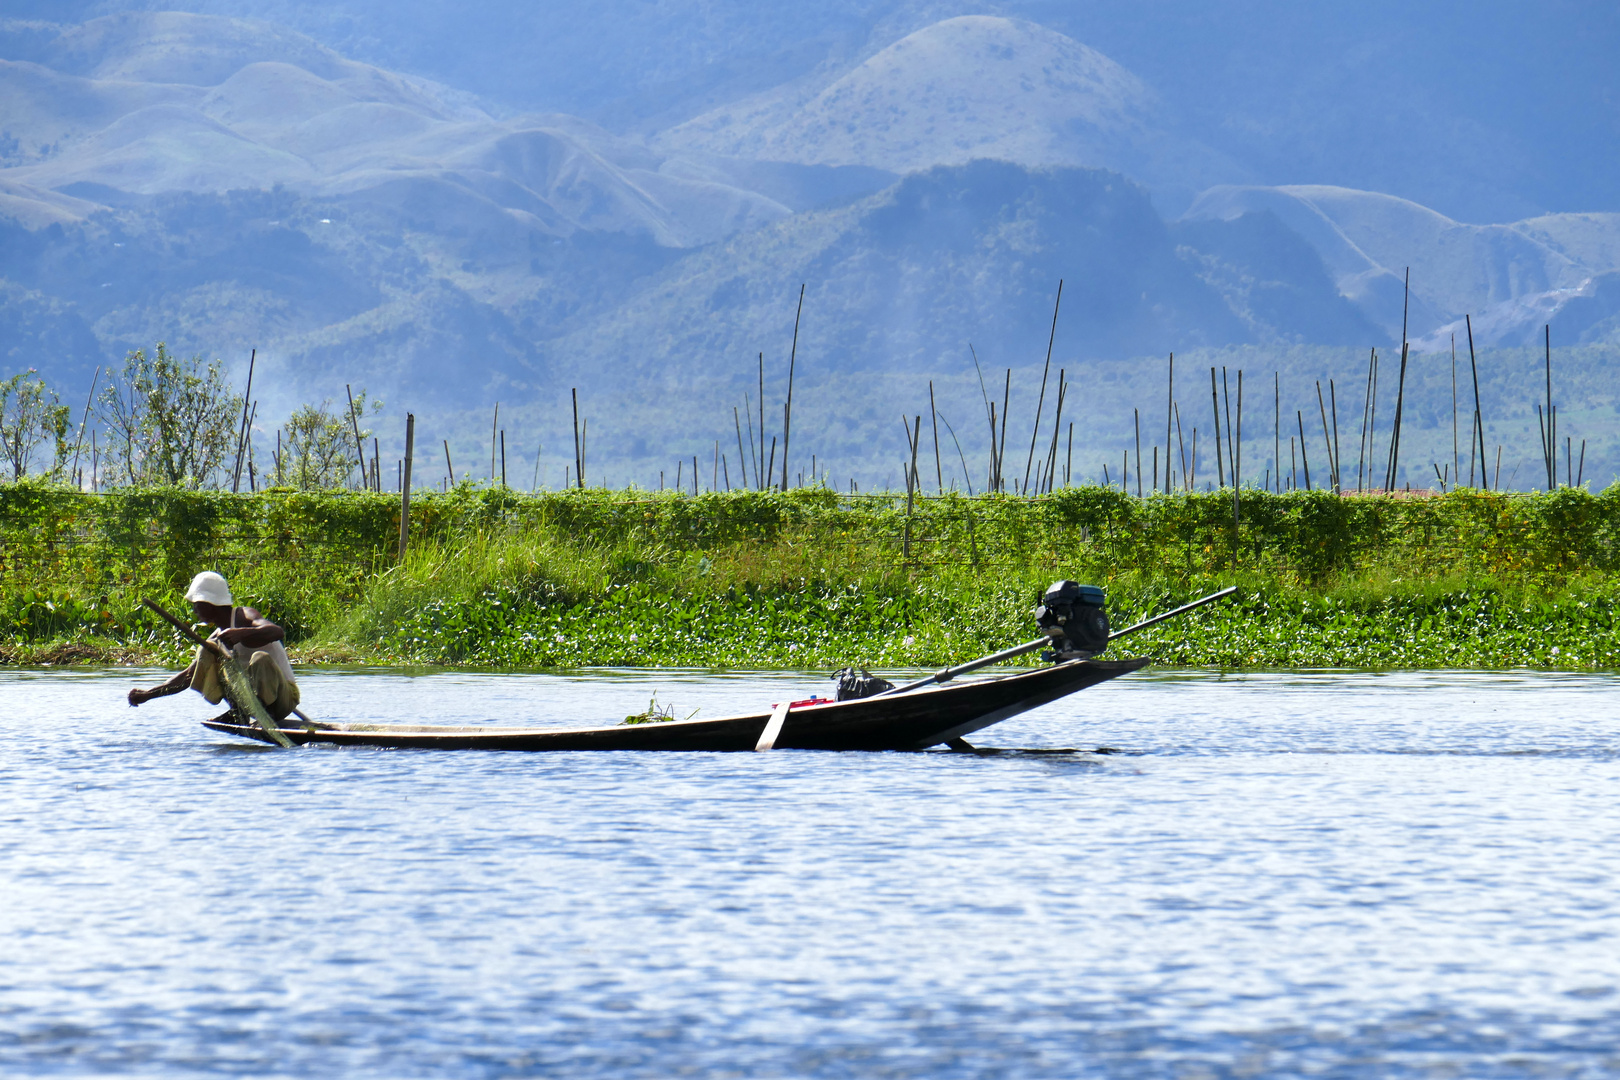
[97, 344, 241, 488]
[0, 369, 71, 481]
[278, 391, 379, 490]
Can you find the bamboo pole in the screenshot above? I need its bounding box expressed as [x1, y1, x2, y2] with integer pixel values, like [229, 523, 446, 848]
[1175, 402, 1188, 492]
[1045, 373, 1067, 494]
[1134, 407, 1142, 497]
[68, 365, 101, 483]
[905, 416, 921, 515]
[780, 284, 804, 492]
[744, 395, 757, 487]
[1458, 333, 1470, 485]
[571, 388, 582, 489]
[443, 440, 454, 487]
[228, 399, 258, 489]
[490, 403, 499, 482]
[937, 410, 975, 496]
[1316, 381, 1335, 489]
[1235, 371, 1243, 522]
[969, 344, 994, 488]
[734, 406, 750, 489]
[1297, 411, 1311, 490]
[984, 401, 997, 495]
[1355, 355, 1369, 489]
[399, 413, 414, 560]
[1022, 280, 1063, 492]
[242, 402, 258, 491]
[1221, 366, 1235, 483]
[987, 402, 999, 493]
[1536, 404, 1550, 490]
[929, 380, 942, 494]
[1210, 367, 1225, 487]
[1165, 353, 1174, 494]
[1329, 379, 1341, 495]
[1466, 315, 1485, 488]
[1385, 341, 1409, 490]
[1468, 410, 1478, 487]
[998, 369, 1011, 493]
[1545, 324, 1555, 489]
[232, 350, 256, 493]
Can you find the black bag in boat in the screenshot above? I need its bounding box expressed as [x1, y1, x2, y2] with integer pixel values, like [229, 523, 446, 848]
[832, 667, 895, 701]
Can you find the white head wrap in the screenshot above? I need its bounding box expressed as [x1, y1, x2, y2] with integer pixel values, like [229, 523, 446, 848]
[184, 571, 233, 608]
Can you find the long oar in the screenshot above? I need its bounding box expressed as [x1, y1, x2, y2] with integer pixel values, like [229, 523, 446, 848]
[880, 586, 1239, 696]
[141, 599, 294, 748]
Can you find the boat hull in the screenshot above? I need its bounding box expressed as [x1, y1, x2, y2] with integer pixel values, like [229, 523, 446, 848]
[202, 657, 1150, 751]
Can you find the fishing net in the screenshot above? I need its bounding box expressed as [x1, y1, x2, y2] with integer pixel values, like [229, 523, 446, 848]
[212, 644, 292, 747]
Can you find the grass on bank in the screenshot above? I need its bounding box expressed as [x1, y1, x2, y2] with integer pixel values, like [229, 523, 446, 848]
[313, 530, 1620, 670]
[6, 483, 1620, 670]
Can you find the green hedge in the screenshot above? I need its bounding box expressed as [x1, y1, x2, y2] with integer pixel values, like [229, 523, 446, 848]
[5, 479, 1620, 656]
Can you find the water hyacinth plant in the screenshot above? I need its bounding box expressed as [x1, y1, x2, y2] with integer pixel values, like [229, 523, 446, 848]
[4, 482, 1620, 669]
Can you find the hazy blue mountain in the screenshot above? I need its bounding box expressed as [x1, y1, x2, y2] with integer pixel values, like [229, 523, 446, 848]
[543, 162, 1387, 396]
[0, 13, 848, 248]
[2, 6, 1618, 489]
[8, 0, 1613, 222]
[658, 15, 1244, 211]
[1183, 185, 1620, 347]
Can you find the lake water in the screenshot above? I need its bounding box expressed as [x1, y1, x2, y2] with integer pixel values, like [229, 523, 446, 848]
[4, 666, 1620, 1078]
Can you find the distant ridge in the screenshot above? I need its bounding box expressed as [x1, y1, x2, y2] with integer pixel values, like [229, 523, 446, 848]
[660, 15, 1243, 198]
[0, 5, 1616, 487]
[0, 12, 844, 248]
[1185, 186, 1620, 346]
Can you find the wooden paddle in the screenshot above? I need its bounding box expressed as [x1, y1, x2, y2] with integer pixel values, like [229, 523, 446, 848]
[141, 598, 295, 748]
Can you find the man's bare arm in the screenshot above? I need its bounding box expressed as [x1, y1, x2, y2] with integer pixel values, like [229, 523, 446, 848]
[129, 660, 196, 707]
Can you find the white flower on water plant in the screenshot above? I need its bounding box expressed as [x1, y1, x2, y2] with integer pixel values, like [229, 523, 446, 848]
[903, 635, 916, 647]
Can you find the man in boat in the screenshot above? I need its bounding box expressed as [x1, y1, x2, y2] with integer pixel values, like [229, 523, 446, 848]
[127, 571, 301, 722]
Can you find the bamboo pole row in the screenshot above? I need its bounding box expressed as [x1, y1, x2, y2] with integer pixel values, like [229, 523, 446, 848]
[69, 266, 1595, 502]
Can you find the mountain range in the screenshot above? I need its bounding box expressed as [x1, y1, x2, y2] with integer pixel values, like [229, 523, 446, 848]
[2, 7, 1618, 487]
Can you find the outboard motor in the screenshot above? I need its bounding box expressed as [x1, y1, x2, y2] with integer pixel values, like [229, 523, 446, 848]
[1034, 580, 1109, 661]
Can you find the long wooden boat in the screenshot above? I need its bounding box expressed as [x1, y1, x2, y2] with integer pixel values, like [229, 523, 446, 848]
[203, 656, 1150, 752]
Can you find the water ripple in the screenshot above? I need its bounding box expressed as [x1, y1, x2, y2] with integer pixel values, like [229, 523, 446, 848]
[3, 667, 1620, 1076]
